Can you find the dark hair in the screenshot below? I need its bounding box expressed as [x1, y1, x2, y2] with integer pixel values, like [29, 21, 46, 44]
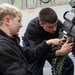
[38, 8, 58, 24]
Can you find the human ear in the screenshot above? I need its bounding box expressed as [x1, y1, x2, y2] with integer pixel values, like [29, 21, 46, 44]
[39, 22, 43, 27]
[4, 16, 10, 26]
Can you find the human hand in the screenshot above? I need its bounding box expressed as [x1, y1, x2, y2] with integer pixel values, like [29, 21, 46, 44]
[55, 39, 74, 56]
[46, 38, 65, 45]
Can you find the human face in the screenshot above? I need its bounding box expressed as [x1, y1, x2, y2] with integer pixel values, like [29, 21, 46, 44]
[42, 21, 57, 34]
[8, 16, 22, 36]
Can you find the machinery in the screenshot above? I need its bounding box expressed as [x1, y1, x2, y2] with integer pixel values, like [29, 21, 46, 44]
[51, 0, 75, 75]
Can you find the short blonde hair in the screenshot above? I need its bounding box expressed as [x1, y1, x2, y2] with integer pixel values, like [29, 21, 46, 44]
[0, 3, 22, 25]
